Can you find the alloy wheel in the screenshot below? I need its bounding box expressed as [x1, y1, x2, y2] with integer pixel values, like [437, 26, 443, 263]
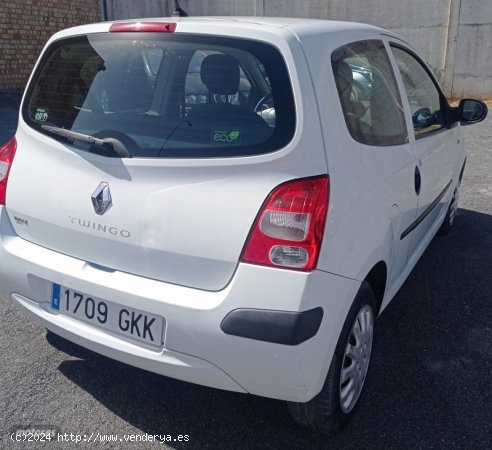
[339, 304, 374, 414]
[448, 187, 459, 226]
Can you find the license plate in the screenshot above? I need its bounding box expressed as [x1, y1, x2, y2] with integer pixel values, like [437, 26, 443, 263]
[51, 284, 165, 348]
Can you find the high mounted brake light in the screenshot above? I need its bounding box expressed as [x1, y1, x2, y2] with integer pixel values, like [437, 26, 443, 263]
[109, 22, 177, 33]
[0, 137, 17, 206]
[241, 175, 329, 271]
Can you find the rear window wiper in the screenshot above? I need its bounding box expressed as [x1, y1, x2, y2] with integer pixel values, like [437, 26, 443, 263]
[41, 125, 132, 158]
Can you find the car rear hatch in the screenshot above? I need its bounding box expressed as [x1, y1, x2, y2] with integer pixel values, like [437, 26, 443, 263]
[5, 22, 327, 291]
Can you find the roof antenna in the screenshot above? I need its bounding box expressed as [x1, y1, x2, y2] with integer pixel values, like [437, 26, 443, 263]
[171, 0, 188, 17]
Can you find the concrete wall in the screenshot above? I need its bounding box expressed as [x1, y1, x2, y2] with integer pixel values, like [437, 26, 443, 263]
[263, 0, 452, 86]
[104, 0, 171, 20]
[451, 0, 492, 98]
[104, 0, 492, 99]
[103, 0, 263, 18]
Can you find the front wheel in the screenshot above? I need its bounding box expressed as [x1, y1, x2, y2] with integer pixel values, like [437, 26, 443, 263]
[287, 281, 376, 435]
[438, 183, 460, 236]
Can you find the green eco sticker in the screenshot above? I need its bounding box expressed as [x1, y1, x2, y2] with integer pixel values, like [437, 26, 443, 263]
[228, 130, 240, 141]
[212, 129, 241, 144]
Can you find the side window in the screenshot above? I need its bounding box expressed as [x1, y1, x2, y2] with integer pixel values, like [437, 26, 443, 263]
[142, 48, 164, 80]
[94, 46, 157, 113]
[331, 40, 407, 146]
[391, 46, 444, 138]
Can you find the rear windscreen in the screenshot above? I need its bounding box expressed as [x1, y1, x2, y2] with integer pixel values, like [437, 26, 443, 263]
[23, 33, 296, 158]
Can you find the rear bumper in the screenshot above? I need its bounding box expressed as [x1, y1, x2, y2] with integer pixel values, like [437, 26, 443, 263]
[12, 293, 245, 393]
[0, 207, 360, 402]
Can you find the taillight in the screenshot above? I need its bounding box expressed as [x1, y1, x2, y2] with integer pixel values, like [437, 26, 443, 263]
[241, 175, 329, 271]
[0, 137, 17, 206]
[110, 22, 177, 33]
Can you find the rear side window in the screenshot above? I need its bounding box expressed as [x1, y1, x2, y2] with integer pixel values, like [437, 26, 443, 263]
[23, 33, 295, 158]
[331, 40, 408, 146]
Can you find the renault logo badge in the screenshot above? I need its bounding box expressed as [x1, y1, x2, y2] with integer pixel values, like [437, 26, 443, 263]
[91, 182, 112, 215]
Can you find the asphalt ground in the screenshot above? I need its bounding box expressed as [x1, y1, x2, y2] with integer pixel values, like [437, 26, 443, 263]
[0, 95, 491, 449]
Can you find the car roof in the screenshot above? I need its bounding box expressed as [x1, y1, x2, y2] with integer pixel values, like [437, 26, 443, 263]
[48, 16, 397, 43]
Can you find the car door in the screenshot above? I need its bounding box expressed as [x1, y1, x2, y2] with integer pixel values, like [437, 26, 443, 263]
[325, 39, 418, 289]
[389, 44, 456, 260]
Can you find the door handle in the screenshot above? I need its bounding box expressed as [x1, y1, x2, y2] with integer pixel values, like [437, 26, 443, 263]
[414, 166, 421, 195]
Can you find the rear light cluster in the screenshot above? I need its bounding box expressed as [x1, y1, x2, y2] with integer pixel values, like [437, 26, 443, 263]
[241, 176, 329, 271]
[0, 137, 16, 206]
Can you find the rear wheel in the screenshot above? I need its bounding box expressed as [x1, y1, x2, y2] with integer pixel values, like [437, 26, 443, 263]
[288, 281, 376, 435]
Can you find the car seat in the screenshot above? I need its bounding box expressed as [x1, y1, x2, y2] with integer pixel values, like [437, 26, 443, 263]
[187, 54, 267, 130]
[333, 60, 368, 141]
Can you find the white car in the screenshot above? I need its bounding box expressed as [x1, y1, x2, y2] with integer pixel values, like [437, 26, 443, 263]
[0, 17, 487, 434]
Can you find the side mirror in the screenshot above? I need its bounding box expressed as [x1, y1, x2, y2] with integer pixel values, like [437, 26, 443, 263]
[412, 107, 434, 130]
[459, 99, 488, 124]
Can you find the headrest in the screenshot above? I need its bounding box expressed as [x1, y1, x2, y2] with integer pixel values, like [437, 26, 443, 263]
[200, 54, 240, 96]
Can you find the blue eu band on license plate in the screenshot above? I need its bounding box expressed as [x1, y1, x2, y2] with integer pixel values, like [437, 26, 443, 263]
[51, 283, 61, 310]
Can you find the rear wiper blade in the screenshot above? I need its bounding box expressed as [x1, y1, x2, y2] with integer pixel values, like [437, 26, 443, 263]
[41, 125, 132, 158]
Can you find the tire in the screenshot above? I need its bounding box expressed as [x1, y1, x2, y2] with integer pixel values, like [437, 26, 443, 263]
[438, 183, 460, 236]
[287, 281, 377, 435]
